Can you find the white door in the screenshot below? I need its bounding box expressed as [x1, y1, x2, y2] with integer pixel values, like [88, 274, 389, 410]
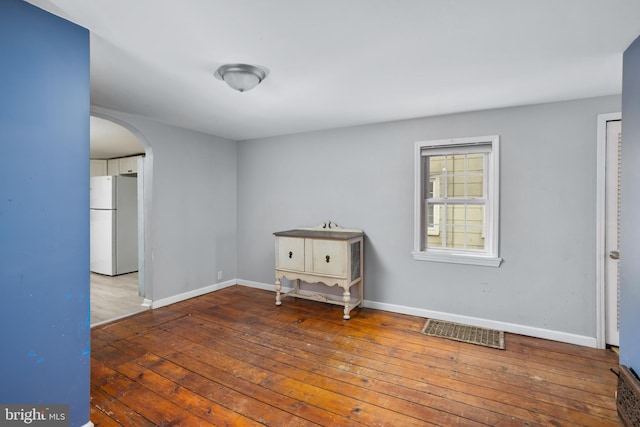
[605, 119, 621, 346]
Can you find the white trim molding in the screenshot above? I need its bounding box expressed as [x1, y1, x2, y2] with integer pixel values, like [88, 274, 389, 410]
[150, 279, 237, 309]
[411, 251, 502, 267]
[240, 280, 597, 348]
[365, 299, 597, 348]
[90, 308, 150, 328]
[595, 112, 622, 349]
[116, 278, 597, 348]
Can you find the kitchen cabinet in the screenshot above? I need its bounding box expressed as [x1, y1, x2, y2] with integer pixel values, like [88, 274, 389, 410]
[107, 159, 119, 176]
[107, 155, 143, 176]
[118, 156, 140, 174]
[274, 225, 364, 319]
[90, 159, 108, 177]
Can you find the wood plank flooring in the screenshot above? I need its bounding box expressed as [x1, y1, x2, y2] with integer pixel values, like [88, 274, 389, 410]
[91, 272, 147, 325]
[91, 285, 621, 426]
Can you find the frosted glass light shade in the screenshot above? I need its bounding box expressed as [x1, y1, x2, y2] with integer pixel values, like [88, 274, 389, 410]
[214, 64, 269, 92]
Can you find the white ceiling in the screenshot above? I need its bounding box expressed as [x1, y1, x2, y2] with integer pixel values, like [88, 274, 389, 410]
[27, 0, 640, 142]
[90, 116, 144, 160]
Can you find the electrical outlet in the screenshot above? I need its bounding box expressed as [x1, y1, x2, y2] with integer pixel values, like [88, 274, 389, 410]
[217, 271, 223, 280]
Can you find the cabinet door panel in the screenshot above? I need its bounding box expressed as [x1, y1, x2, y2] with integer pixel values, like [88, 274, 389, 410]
[107, 159, 119, 176]
[119, 156, 138, 174]
[276, 237, 305, 271]
[90, 159, 108, 177]
[311, 239, 346, 276]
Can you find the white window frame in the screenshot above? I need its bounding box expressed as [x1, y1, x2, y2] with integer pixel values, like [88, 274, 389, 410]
[413, 135, 502, 267]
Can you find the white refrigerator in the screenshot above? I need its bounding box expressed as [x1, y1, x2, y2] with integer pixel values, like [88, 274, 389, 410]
[90, 176, 138, 276]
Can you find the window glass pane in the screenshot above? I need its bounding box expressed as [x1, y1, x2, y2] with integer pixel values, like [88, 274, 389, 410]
[427, 232, 441, 248]
[466, 205, 485, 250]
[467, 176, 483, 198]
[450, 154, 465, 173]
[426, 203, 444, 246]
[425, 204, 486, 251]
[447, 175, 466, 198]
[434, 153, 486, 199]
[466, 225, 485, 249]
[467, 205, 484, 226]
[427, 157, 445, 198]
[445, 155, 455, 173]
[467, 153, 484, 173]
[445, 225, 467, 249]
[446, 205, 465, 223]
[467, 153, 484, 198]
[428, 156, 445, 180]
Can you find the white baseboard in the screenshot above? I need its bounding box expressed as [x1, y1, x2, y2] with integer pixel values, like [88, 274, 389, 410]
[140, 278, 597, 348]
[90, 308, 150, 328]
[238, 280, 597, 348]
[150, 279, 237, 309]
[365, 300, 597, 348]
[82, 421, 94, 427]
[236, 279, 284, 292]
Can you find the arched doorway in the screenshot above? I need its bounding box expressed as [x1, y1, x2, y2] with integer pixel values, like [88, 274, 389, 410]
[89, 114, 152, 325]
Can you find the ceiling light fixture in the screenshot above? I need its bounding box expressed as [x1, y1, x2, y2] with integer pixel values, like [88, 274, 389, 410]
[214, 63, 269, 92]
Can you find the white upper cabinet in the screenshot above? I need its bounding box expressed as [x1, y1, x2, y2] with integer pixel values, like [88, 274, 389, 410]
[90, 159, 108, 177]
[106, 155, 143, 176]
[118, 156, 140, 175]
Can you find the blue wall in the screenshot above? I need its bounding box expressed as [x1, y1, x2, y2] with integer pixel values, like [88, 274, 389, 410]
[0, 1, 90, 426]
[620, 34, 640, 371]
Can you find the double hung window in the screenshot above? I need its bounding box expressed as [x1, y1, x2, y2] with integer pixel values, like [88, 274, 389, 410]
[413, 135, 501, 266]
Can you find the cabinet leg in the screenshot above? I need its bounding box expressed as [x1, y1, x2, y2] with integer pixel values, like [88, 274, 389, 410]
[275, 278, 282, 306]
[342, 289, 351, 320]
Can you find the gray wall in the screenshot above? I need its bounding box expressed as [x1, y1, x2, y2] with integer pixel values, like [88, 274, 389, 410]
[620, 34, 640, 369]
[94, 108, 238, 301]
[238, 95, 620, 340]
[94, 95, 621, 343]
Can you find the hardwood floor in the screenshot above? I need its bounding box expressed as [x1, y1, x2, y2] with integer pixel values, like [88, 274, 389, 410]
[91, 285, 621, 426]
[91, 272, 147, 325]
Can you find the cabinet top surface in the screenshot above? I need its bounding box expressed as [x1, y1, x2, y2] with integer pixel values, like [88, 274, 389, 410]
[274, 229, 364, 240]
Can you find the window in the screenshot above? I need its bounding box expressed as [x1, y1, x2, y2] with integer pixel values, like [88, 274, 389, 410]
[413, 135, 501, 267]
[427, 176, 441, 236]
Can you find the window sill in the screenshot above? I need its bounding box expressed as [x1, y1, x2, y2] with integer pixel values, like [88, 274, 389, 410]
[412, 251, 502, 267]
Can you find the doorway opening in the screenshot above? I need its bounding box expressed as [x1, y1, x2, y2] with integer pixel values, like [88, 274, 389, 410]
[596, 112, 622, 349]
[89, 114, 152, 325]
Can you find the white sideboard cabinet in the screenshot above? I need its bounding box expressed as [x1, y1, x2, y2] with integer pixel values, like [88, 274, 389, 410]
[274, 225, 364, 319]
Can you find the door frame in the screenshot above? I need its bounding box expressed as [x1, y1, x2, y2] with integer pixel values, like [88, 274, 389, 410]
[596, 111, 621, 349]
[91, 109, 154, 304]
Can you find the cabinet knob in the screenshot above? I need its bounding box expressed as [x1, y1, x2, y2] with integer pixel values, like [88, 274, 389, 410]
[289, 251, 293, 259]
[325, 255, 330, 263]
